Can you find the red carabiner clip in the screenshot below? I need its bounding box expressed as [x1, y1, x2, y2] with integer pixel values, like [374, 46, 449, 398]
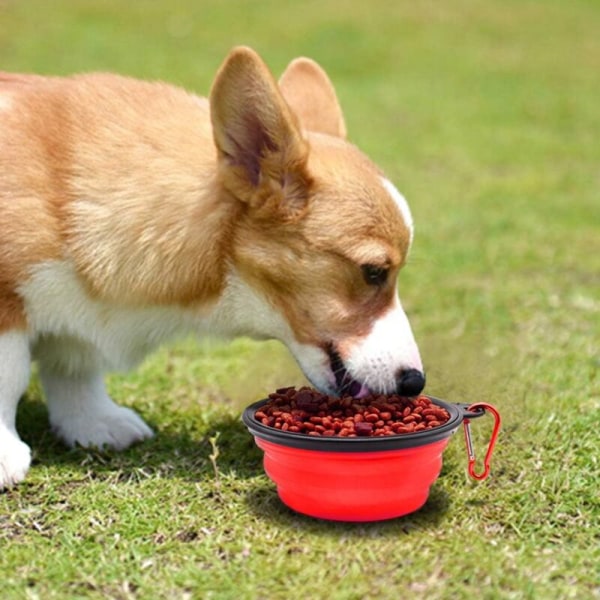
[463, 402, 501, 480]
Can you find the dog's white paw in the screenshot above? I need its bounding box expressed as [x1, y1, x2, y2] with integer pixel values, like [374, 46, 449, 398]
[0, 432, 32, 490]
[52, 404, 154, 451]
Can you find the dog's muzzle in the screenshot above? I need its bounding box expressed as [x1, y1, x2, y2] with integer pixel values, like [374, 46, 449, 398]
[326, 345, 426, 398]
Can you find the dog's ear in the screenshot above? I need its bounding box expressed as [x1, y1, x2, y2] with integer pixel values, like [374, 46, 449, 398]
[210, 47, 311, 220]
[279, 58, 347, 139]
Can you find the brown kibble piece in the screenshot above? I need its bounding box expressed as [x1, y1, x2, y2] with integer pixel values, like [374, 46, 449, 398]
[254, 387, 450, 438]
[355, 422, 374, 436]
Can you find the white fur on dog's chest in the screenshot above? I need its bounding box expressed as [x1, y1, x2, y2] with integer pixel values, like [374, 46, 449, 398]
[20, 261, 200, 369]
[20, 261, 215, 369]
[19, 260, 294, 371]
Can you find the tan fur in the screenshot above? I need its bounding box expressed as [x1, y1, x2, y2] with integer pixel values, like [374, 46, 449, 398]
[210, 48, 313, 222]
[231, 133, 409, 349]
[0, 72, 236, 317]
[0, 47, 423, 489]
[1, 74, 64, 329]
[279, 58, 347, 138]
[0, 47, 409, 351]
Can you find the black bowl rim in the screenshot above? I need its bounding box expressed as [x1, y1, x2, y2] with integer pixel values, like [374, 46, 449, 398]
[242, 395, 484, 452]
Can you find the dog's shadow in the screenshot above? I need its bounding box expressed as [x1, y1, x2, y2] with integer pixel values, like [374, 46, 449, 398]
[16, 397, 264, 482]
[17, 397, 451, 533]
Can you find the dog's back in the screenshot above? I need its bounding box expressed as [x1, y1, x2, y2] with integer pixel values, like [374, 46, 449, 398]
[0, 73, 233, 327]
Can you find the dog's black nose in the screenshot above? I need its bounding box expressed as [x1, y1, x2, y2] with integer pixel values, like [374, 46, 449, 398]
[396, 369, 426, 396]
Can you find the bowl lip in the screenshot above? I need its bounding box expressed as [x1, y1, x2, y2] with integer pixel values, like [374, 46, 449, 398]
[242, 395, 482, 452]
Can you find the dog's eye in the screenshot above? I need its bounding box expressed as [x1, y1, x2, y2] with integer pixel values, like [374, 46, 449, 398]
[361, 264, 389, 286]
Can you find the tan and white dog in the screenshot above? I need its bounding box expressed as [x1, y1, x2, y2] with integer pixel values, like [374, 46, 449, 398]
[0, 47, 424, 489]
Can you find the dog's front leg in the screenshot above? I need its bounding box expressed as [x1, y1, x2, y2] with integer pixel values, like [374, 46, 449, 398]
[0, 330, 32, 489]
[36, 339, 154, 451]
[40, 369, 154, 451]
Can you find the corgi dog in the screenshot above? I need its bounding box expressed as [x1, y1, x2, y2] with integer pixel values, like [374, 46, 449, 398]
[0, 47, 424, 489]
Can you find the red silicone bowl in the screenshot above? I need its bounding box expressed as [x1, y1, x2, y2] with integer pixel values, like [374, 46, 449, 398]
[243, 396, 499, 522]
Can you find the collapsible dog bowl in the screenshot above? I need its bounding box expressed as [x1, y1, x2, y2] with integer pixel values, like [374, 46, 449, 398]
[243, 396, 500, 522]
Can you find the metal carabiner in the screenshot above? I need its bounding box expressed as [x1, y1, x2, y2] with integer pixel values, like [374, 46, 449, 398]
[463, 402, 501, 481]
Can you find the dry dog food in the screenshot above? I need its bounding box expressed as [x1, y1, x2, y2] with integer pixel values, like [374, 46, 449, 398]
[255, 387, 450, 437]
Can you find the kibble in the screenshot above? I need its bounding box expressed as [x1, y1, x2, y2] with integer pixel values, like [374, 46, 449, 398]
[255, 387, 450, 437]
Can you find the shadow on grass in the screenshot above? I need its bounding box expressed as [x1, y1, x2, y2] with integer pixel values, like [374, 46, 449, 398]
[16, 397, 451, 534]
[244, 482, 450, 537]
[16, 397, 265, 481]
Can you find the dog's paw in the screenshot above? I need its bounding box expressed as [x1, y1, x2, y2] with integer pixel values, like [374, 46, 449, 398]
[0, 432, 31, 490]
[52, 404, 154, 451]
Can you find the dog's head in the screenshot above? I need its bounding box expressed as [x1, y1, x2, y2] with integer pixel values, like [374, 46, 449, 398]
[210, 47, 424, 397]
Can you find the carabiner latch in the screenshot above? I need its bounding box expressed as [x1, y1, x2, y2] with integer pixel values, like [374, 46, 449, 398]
[463, 402, 501, 481]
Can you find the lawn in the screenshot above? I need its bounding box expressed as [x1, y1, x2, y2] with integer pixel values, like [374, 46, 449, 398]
[1, 0, 598, 598]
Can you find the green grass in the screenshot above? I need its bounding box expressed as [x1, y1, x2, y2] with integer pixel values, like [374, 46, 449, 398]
[1, 0, 599, 598]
